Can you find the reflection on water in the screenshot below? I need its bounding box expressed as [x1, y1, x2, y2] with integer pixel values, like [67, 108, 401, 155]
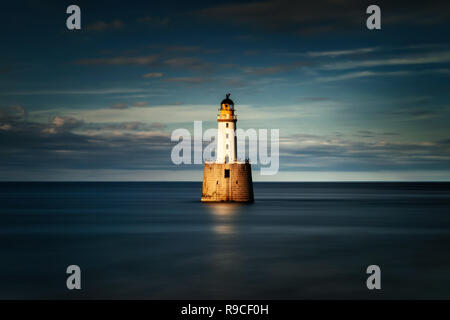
[213, 224, 234, 235]
[205, 203, 242, 219]
[205, 203, 244, 277]
[205, 203, 243, 236]
[1, 182, 450, 299]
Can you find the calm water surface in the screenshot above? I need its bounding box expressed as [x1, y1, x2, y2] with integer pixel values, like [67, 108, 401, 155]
[1, 182, 450, 299]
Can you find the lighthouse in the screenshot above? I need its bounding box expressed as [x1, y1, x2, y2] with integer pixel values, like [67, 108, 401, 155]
[216, 93, 237, 164]
[201, 94, 254, 203]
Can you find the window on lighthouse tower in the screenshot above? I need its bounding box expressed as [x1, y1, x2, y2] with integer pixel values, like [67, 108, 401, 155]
[226, 123, 229, 128]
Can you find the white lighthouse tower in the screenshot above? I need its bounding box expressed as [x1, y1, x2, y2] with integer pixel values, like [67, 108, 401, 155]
[216, 93, 237, 163]
[201, 94, 254, 202]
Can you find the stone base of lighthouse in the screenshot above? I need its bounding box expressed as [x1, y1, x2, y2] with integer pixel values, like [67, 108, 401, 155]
[201, 163, 254, 203]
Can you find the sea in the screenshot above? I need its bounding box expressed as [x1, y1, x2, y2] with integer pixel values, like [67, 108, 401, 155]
[0, 182, 450, 299]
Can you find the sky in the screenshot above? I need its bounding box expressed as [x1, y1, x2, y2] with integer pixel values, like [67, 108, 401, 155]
[0, 0, 450, 181]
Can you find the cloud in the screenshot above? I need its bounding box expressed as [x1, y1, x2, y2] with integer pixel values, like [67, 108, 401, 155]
[388, 109, 440, 121]
[307, 47, 380, 57]
[52, 116, 84, 129]
[317, 69, 450, 82]
[29, 101, 342, 130]
[163, 57, 212, 72]
[0, 105, 26, 122]
[321, 51, 450, 70]
[317, 70, 411, 82]
[142, 72, 163, 78]
[2, 114, 450, 181]
[196, 0, 360, 34]
[1, 100, 450, 181]
[196, 0, 450, 35]
[0, 88, 148, 96]
[133, 101, 149, 107]
[12, 105, 25, 117]
[243, 62, 310, 75]
[83, 121, 166, 132]
[76, 54, 212, 72]
[0, 124, 12, 131]
[149, 122, 166, 129]
[0, 118, 174, 177]
[76, 55, 159, 66]
[165, 77, 210, 84]
[86, 20, 124, 32]
[301, 97, 330, 101]
[102, 121, 143, 131]
[0, 107, 176, 180]
[110, 103, 128, 109]
[81, 121, 166, 137]
[157, 45, 201, 53]
[147, 44, 223, 55]
[40, 116, 84, 135]
[279, 133, 450, 171]
[137, 16, 170, 26]
[356, 130, 376, 138]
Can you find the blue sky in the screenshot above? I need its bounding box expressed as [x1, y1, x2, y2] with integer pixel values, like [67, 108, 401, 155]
[1, 0, 450, 181]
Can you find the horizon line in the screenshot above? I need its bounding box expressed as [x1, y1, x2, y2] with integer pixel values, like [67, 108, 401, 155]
[1, 180, 450, 183]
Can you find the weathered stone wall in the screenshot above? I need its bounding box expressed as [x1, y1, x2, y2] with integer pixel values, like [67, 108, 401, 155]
[201, 163, 254, 202]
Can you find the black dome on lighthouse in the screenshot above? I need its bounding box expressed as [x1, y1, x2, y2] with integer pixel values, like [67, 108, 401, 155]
[220, 93, 234, 106]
